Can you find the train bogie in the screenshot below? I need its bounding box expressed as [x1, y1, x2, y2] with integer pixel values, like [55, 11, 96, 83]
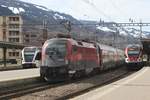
[40, 66, 69, 82]
[22, 63, 36, 68]
[126, 62, 143, 70]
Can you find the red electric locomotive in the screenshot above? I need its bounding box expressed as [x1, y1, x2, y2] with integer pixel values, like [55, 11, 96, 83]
[40, 35, 124, 81]
[125, 44, 143, 69]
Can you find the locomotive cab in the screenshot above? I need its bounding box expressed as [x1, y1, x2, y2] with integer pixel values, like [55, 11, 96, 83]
[40, 38, 69, 81]
[22, 47, 41, 68]
[42, 39, 67, 67]
[125, 46, 142, 63]
[125, 44, 143, 69]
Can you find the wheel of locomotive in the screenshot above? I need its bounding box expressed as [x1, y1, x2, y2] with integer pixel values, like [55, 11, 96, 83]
[79, 69, 86, 77]
[72, 69, 86, 79]
[92, 67, 100, 75]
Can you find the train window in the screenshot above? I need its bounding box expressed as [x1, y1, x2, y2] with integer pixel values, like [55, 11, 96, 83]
[97, 45, 101, 53]
[35, 52, 41, 60]
[45, 40, 67, 58]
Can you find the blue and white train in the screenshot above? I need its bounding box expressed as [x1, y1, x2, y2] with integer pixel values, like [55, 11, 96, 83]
[21, 47, 41, 68]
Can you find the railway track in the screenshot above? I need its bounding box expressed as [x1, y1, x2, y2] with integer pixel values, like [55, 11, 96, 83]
[0, 66, 138, 100]
[0, 79, 68, 99]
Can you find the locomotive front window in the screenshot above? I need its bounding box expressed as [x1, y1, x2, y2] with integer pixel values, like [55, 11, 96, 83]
[45, 40, 66, 59]
[24, 54, 34, 62]
[128, 50, 140, 56]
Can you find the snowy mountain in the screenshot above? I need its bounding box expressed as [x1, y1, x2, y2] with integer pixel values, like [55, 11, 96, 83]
[0, 0, 148, 47]
[96, 23, 150, 39]
[0, 0, 81, 28]
[0, 0, 148, 38]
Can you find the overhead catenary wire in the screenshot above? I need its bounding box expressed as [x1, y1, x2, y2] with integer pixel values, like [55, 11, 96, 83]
[81, 0, 113, 22]
[108, 0, 128, 18]
[3, 22, 150, 26]
[80, 0, 123, 47]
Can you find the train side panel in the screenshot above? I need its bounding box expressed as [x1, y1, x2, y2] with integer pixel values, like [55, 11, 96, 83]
[98, 44, 124, 70]
[68, 41, 100, 74]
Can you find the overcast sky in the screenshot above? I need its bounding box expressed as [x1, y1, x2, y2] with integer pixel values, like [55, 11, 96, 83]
[20, 0, 150, 23]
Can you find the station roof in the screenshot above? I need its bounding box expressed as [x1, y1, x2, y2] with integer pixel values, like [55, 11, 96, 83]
[141, 38, 150, 55]
[0, 41, 25, 49]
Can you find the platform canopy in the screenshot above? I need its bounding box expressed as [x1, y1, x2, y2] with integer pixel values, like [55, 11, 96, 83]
[0, 41, 28, 67]
[141, 38, 150, 55]
[0, 41, 25, 49]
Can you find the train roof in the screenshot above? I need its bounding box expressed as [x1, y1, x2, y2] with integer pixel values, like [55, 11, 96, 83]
[45, 38, 123, 51]
[45, 38, 96, 48]
[23, 46, 41, 51]
[23, 46, 41, 48]
[126, 44, 142, 48]
[98, 43, 116, 51]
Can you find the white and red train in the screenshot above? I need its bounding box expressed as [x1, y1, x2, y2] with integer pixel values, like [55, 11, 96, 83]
[125, 44, 143, 69]
[40, 36, 124, 81]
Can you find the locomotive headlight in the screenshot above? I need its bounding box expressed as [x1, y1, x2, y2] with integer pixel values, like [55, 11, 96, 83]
[138, 58, 142, 62]
[125, 58, 128, 62]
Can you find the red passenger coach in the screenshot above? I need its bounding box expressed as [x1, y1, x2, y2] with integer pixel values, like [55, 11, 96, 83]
[125, 44, 143, 69]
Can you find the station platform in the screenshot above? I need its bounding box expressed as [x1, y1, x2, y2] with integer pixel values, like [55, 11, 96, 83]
[71, 66, 150, 100]
[0, 68, 40, 82]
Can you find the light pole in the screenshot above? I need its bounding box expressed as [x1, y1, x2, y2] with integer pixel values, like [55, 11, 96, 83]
[42, 19, 48, 45]
[139, 20, 142, 39]
[60, 20, 71, 35]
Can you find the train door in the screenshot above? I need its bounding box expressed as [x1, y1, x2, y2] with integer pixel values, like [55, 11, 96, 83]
[97, 45, 102, 69]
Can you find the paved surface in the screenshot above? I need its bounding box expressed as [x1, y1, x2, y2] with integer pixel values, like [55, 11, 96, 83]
[0, 68, 40, 82]
[71, 67, 150, 100]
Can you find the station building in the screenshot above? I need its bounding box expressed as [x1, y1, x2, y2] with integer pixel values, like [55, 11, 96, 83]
[0, 15, 23, 64]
